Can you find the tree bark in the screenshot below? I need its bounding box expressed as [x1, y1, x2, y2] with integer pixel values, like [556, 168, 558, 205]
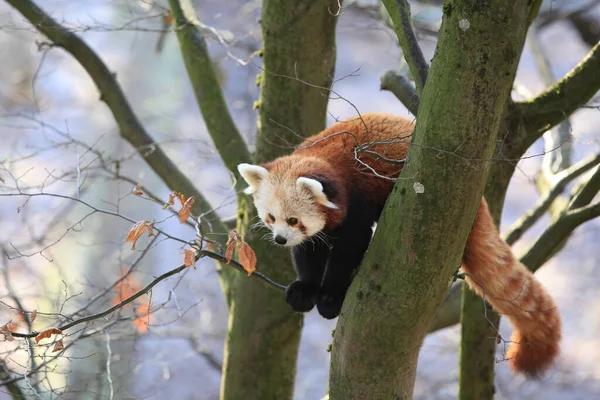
[220, 1, 339, 399]
[329, 1, 536, 399]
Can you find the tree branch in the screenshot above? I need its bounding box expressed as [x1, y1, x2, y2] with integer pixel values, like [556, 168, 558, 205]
[520, 202, 600, 271]
[505, 152, 600, 245]
[167, 0, 252, 179]
[380, 70, 419, 115]
[9, 249, 286, 339]
[5, 0, 226, 235]
[381, 0, 429, 96]
[0, 363, 25, 399]
[569, 166, 600, 209]
[515, 41, 600, 149]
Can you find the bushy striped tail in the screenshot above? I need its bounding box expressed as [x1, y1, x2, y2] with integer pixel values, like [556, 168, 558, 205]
[461, 199, 561, 377]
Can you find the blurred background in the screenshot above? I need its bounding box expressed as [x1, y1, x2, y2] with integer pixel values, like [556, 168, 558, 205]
[0, 0, 599, 398]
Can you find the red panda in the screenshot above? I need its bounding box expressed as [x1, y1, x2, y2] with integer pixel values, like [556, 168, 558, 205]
[237, 113, 561, 377]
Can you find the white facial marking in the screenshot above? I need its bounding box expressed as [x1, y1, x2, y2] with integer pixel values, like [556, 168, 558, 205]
[252, 177, 329, 247]
[296, 177, 338, 209]
[237, 163, 268, 194]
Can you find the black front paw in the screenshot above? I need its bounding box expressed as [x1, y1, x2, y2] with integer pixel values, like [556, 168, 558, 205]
[316, 288, 346, 319]
[285, 280, 317, 313]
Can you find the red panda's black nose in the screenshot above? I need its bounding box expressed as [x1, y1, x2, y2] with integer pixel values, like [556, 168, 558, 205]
[275, 235, 287, 245]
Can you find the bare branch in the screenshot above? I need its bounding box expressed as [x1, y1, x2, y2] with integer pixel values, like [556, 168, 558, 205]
[504, 152, 600, 245]
[0, 362, 25, 399]
[515, 41, 600, 149]
[168, 0, 252, 177]
[5, 0, 226, 235]
[520, 202, 600, 271]
[381, 0, 429, 96]
[380, 70, 419, 115]
[9, 248, 286, 339]
[569, 166, 600, 209]
[528, 26, 573, 176]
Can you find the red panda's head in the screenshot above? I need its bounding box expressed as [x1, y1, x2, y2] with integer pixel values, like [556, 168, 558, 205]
[237, 156, 345, 247]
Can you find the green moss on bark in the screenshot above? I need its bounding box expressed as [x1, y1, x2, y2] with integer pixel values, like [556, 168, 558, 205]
[329, 1, 535, 399]
[220, 1, 339, 399]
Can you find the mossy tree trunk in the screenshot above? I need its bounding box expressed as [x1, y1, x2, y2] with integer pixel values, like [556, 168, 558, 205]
[328, 1, 538, 399]
[220, 1, 339, 399]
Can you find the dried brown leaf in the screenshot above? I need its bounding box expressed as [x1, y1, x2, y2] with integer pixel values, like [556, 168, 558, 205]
[0, 323, 14, 342]
[35, 327, 62, 343]
[125, 220, 148, 250]
[52, 339, 65, 352]
[133, 304, 150, 333]
[239, 242, 257, 275]
[225, 243, 236, 264]
[205, 242, 215, 251]
[163, 12, 174, 26]
[0, 175, 4, 183]
[132, 184, 143, 196]
[147, 222, 156, 237]
[176, 192, 186, 206]
[30, 310, 37, 323]
[184, 249, 196, 267]
[178, 197, 195, 223]
[163, 192, 177, 210]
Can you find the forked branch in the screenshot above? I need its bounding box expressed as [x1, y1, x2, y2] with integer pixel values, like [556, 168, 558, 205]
[516, 41, 600, 149]
[5, 0, 226, 235]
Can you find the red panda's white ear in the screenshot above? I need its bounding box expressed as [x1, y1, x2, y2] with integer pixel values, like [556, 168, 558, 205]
[296, 177, 338, 209]
[237, 163, 268, 194]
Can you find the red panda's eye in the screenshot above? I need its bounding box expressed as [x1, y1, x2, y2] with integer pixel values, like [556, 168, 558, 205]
[287, 217, 298, 226]
[267, 213, 275, 223]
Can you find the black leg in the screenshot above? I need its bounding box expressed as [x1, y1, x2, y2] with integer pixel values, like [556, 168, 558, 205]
[285, 241, 330, 313]
[316, 223, 373, 319]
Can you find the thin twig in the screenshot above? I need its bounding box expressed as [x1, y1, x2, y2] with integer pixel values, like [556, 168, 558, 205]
[505, 152, 600, 245]
[10, 249, 286, 339]
[4, 0, 225, 235]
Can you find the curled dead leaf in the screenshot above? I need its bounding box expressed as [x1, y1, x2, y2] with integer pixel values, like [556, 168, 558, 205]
[184, 249, 196, 267]
[147, 222, 156, 237]
[225, 241, 236, 264]
[0, 323, 14, 342]
[176, 192, 186, 206]
[125, 220, 148, 250]
[30, 310, 37, 323]
[132, 184, 144, 196]
[52, 339, 65, 352]
[163, 192, 177, 210]
[35, 327, 62, 344]
[239, 242, 257, 275]
[178, 197, 195, 223]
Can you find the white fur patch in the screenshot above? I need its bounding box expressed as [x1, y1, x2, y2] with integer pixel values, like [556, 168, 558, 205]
[252, 176, 328, 246]
[237, 163, 268, 194]
[296, 177, 338, 209]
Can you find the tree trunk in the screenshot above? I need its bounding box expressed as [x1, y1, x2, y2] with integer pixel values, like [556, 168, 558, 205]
[329, 1, 536, 399]
[458, 120, 518, 400]
[220, 1, 338, 399]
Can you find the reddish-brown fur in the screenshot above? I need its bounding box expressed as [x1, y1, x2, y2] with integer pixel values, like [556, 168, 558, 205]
[464, 200, 561, 377]
[264, 113, 561, 376]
